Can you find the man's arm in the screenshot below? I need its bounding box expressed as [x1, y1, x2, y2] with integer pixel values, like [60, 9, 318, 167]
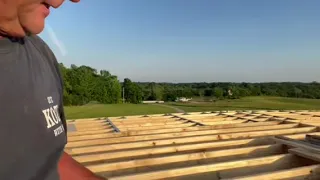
[58, 152, 105, 180]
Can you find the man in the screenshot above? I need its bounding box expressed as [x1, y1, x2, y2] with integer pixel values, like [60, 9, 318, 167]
[0, 0, 104, 179]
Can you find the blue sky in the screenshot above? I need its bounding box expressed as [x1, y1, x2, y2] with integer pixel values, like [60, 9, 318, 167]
[40, 0, 320, 83]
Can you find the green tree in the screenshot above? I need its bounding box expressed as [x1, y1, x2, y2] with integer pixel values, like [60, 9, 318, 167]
[123, 78, 143, 104]
[213, 87, 223, 99]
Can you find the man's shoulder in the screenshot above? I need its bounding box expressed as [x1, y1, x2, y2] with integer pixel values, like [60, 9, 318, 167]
[27, 34, 45, 43]
[26, 35, 57, 62]
[26, 35, 50, 51]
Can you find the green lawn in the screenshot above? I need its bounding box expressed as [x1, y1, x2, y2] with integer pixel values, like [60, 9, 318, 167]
[168, 96, 320, 112]
[64, 104, 176, 119]
[64, 96, 320, 119]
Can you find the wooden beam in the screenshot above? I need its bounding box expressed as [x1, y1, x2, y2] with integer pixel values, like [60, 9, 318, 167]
[67, 127, 316, 148]
[174, 114, 220, 119]
[289, 148, 320, 162]
[110, 116, 179, 121]
[72, 123, 108, 128]
[107, 154, 293, 180]
[115, 121, 184, 127]
[225, 165, 320, 180]
[120, 121, 282, 136]
[73, 138, 272, 163]
[67, 123, 304, 142]
[65, 121, 281, 148]
[204, 120, 248, 125]
[67, 118, 105, 122]
[192, 117, 239, 122]
[86, 144, 283, 173]
[111, 115, 177, 120]
[112, 118, 179, 124]
[119, 123, 194, 131]
[301, 112, 320, 116]
[306, 134, 320, 145]
[273, 135, 320, 153]
[68, 129, 114, 136]
[204, 121, 280, 129]
[111, 116, 176, 121]
[72, 132, 319, 163]
[67, 131, 313, 151]
[68, 124, 299, 154]
[72, 126, 110, 131]
[67, 121, 106, 126]
[118, 123, 192, 130]
[73, 126, 114, 131]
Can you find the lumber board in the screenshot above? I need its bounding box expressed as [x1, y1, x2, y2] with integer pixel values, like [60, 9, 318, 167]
[302, 112, 320, 116]
[112, 116, 177, 120]
[305, 134, 320, 146]
[68, 129, 114, 136]
[110, 116, 177, 122]
[73, 124, 109, 128]
[174, 114, 221, 119]
[66, 127, 318, 149]
[113, 120, 181, 126]
[68, 124, 298, 155]
[67, 123, 306, 142]
[74, 126, 114, 131]
[120, 121, 281, 135]
[119, 123, 193, 131]
[191, 117, 240, 122]
[67, 122, 106, 127]
[66, 132, 319, 149]
[107, 154, 293, 180]
[189, 117, 240, 121]
[118, 123, 194, 131]
[67, 118, 105, 122]
[72, 132, 319, 163]
[225, 165, 320, 180]
[112, 119, 179, 124]
[72, 123, 108, 128]
[72, 126, 111, 131]
[121, 123, 298, 137]
[114, 121, 185, 128]
[202, 120, 248, 125]
[273, 136, 320, 153]
[73, 138, 273, 163]
[109, 114, 169, 119]
[289, 148, 320, 162]
[86, 144, 283, 173]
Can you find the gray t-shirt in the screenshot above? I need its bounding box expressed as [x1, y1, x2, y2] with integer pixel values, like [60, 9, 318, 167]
[0, 35, 67, 180]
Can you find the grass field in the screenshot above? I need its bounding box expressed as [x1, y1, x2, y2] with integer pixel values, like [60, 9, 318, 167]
[64, 96, 320, 119]
[64, 103, 176, 119]
[169, 96, 320, 112]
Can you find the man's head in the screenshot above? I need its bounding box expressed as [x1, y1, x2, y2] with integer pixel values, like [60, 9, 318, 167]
[0, 0, 79, 38]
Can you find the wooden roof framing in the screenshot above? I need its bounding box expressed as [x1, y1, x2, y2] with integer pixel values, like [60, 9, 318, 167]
[66, 110, 320, 180]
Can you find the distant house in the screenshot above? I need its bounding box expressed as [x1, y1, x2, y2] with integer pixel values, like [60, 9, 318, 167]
[175, 97, 192, 102]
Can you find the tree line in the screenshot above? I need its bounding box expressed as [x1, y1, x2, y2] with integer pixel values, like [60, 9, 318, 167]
[138, 82, 320, 101]
[59, 64, 320, 105]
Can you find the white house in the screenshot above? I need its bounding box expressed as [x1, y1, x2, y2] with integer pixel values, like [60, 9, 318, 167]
[175, 97, 192, 102]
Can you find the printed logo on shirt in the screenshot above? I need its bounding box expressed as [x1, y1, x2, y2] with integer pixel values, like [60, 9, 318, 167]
[41, 96, 65, 137]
